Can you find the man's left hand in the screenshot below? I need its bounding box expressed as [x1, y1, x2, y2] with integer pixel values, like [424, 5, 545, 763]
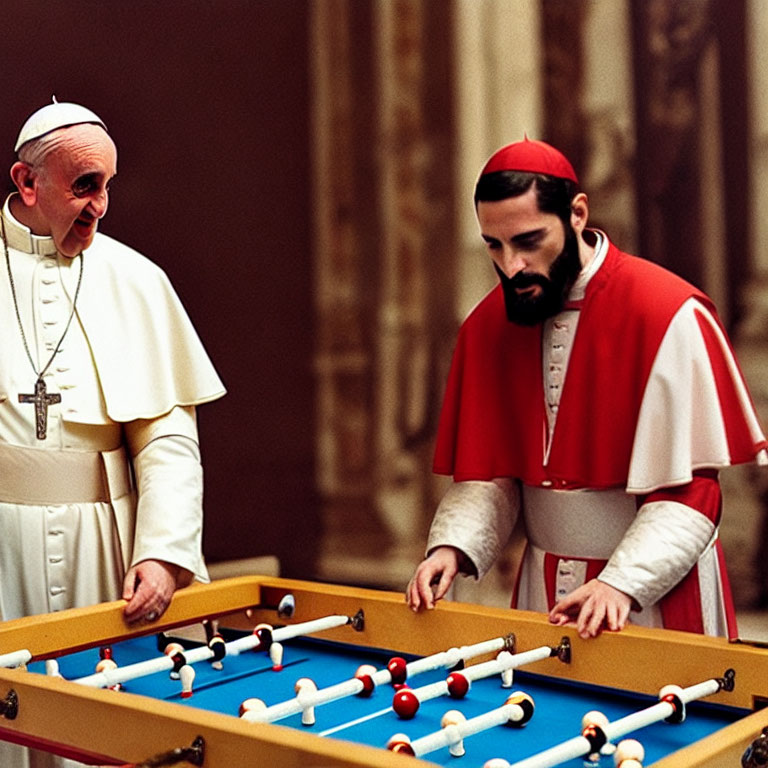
[122, 559, 180, 624]
[548, 579, 633, 639]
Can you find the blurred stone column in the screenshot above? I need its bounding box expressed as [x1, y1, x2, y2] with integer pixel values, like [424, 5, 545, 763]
[311, 0, 383, 582]
[371, 0, 457, 585]
[580, 0, 637, 253]
[727, 0, 768, 609]
[630, 0, 715, 287]
[311, 0, 457, 588]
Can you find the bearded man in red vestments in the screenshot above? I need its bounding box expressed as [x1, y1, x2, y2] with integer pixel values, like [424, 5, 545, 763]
[406, 139, 767, 639]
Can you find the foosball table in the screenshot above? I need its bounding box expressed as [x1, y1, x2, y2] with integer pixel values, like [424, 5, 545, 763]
[1, 575, 767, 767]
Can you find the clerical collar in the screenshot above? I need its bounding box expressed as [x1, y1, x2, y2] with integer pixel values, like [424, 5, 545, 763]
[568, 230, 608, 303]
[1, 194, 59, 257]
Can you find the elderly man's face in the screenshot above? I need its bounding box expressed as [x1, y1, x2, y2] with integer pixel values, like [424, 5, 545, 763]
[477, 187, 582, 325]
[31, 125, 117, 258]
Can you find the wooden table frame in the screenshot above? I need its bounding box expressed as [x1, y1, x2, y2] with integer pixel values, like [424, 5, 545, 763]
[1, 575, 767, 767]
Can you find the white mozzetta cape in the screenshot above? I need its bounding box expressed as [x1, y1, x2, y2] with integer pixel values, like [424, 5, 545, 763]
[68, 232, 225, 423]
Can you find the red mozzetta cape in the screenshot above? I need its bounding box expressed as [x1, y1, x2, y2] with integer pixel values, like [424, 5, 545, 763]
[434, 241, 761, 489]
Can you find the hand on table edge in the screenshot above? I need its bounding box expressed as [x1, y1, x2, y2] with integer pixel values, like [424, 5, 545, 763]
[122, 559, 191, 624]
[548, 578, 634, 639]
[406, 545, 471, 612]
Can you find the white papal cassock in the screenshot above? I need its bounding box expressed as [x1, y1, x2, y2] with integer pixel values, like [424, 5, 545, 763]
[0, 195, 225, 767]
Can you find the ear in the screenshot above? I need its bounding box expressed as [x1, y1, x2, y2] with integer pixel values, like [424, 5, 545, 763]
[569, 192, 589, 235]
[10, 161, 38, 206]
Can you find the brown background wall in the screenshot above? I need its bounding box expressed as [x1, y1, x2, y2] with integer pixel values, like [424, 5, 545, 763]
[0, 1, 320, 576]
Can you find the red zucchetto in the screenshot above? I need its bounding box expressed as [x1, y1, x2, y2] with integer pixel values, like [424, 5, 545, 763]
[480, 138, 579, 184]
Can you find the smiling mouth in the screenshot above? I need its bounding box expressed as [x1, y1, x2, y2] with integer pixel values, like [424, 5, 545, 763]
[73, 216, 96, 237]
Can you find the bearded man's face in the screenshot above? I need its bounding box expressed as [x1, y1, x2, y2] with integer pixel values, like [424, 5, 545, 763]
[477, 187, 583, 325]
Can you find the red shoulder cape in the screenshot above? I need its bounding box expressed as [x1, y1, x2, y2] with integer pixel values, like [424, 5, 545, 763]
[433, 242, 720, 488]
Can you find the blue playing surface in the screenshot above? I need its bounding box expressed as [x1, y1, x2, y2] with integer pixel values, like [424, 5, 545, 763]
[29, 632, 747, 767]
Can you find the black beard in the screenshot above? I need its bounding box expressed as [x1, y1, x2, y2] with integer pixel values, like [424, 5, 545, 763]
[495, 226, 582, 325]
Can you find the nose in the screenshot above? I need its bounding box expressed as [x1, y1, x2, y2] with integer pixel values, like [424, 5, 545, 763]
[495, 246, 527, 279]
[88, 188, 109, 219]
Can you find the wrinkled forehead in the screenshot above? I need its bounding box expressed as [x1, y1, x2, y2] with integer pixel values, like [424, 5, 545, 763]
[40, 124, 117, 176]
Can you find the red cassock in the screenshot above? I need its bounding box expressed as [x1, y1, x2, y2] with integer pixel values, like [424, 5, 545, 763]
[432, 240, 767, 636]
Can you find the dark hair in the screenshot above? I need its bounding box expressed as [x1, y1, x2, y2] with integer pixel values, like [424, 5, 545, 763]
[474, 170, 580, 225]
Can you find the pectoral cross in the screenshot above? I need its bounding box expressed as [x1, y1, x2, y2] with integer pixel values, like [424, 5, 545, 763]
[19, 378, 61, 440]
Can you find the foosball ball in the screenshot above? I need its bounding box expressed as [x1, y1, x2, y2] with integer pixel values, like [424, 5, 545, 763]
[1, 575, 768, 767]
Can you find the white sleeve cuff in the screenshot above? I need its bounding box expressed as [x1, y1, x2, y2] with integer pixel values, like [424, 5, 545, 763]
[426, 479, 520, 580]
[599, 500, 715, 608]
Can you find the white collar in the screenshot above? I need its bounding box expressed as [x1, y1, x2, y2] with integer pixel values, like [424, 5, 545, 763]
[569, 230, 608, 302]
[1, 194, 59, 256]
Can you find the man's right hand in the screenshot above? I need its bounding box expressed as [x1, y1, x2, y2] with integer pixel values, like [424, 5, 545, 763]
[406, 546, 462, 612]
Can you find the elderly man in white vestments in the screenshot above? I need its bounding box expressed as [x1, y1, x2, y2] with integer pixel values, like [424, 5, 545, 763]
[0, 101, 226, 767]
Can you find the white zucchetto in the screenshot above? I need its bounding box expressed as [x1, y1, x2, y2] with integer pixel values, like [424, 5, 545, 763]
[14, 99, 107, 152]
